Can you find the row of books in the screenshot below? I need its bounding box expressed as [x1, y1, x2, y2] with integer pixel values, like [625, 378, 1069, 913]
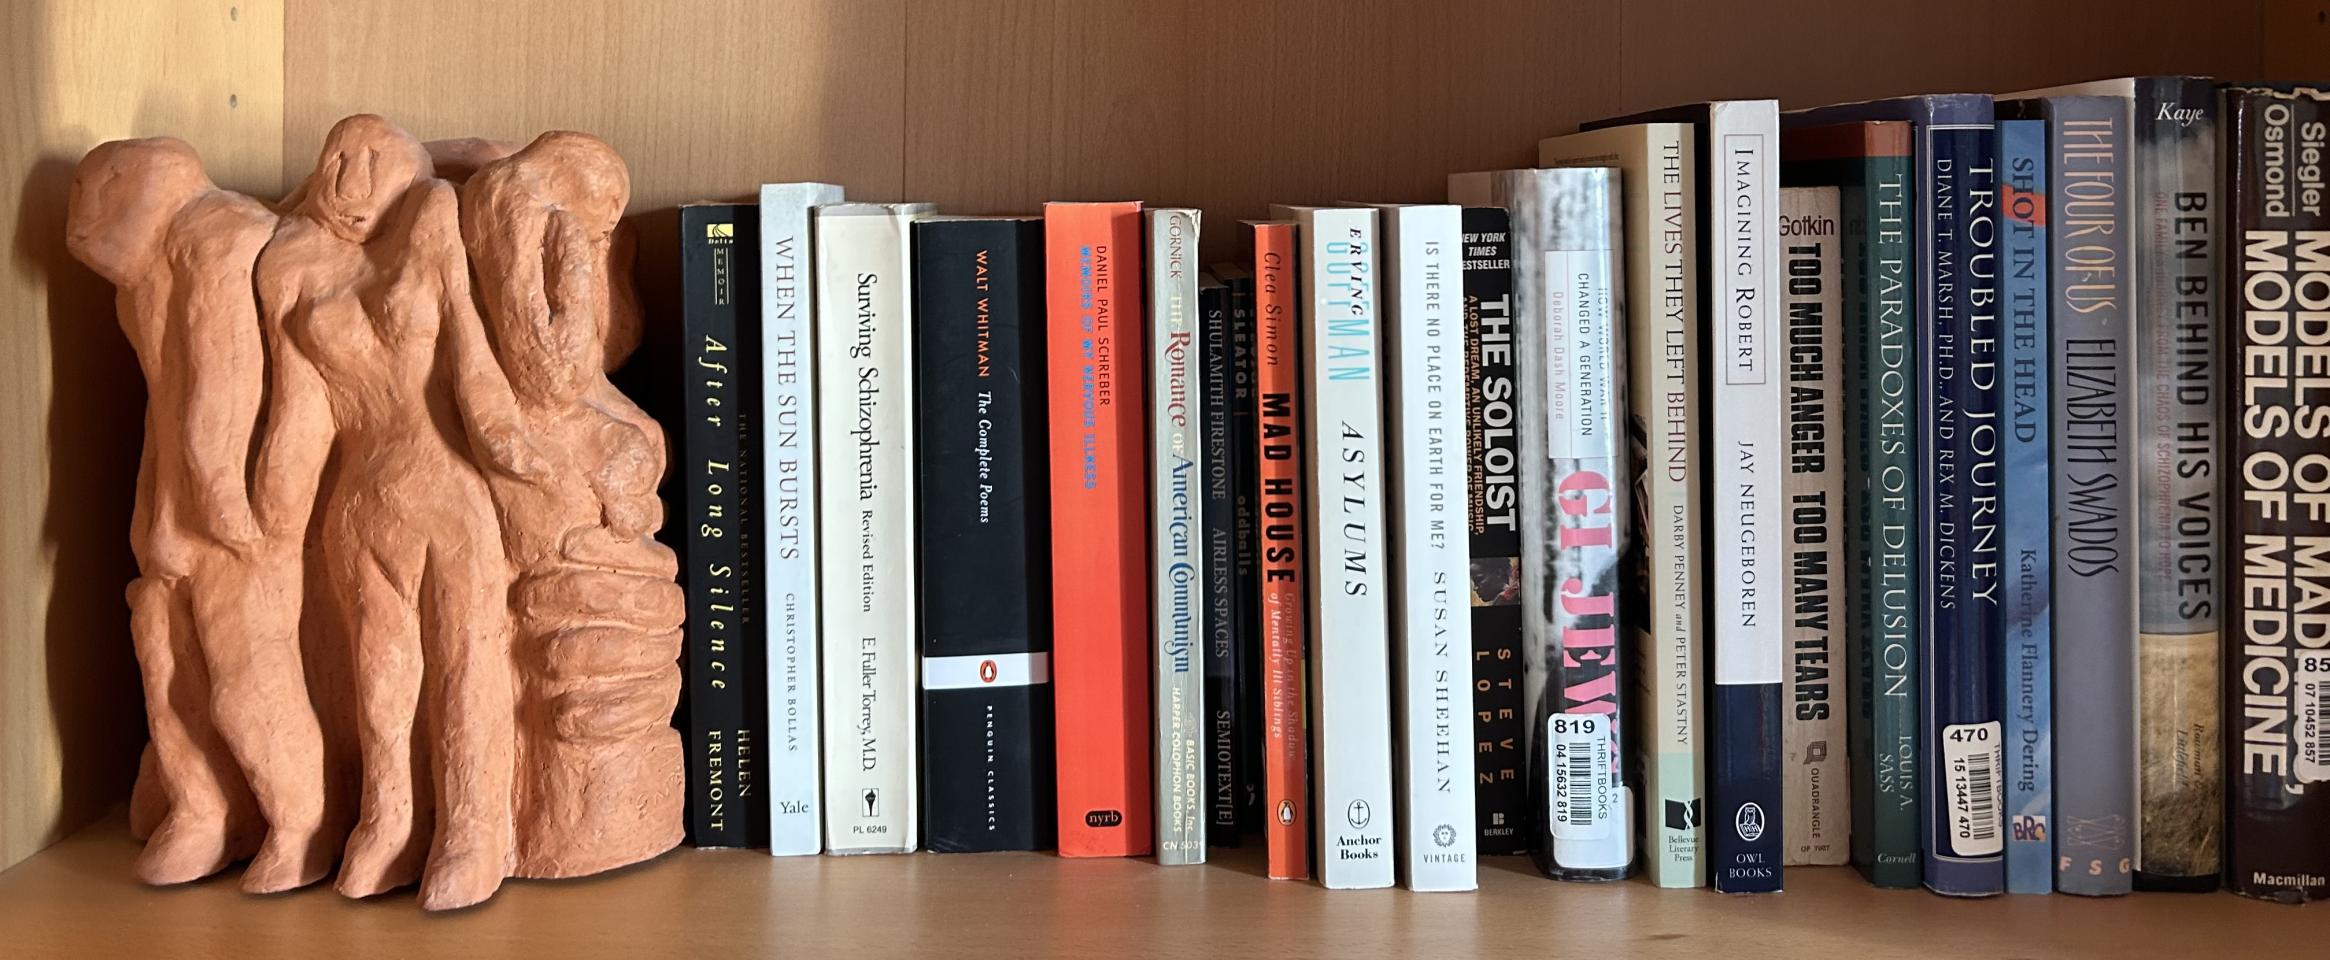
[667, 76, 2330, 902]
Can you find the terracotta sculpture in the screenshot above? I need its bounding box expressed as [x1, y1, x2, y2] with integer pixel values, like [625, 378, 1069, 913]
[65, 116, 683, 911]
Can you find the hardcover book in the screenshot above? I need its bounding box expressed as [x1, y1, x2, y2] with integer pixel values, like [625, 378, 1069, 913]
[758, 183, 843, 856]
[1539, 122, 1707, 888]
[1458, 207, 1531, 857]
[1044, 201, 1154, 859]
[1592, 99, 1784, 893]
[2223, 82, 2330, 904]
[1448, 169, 1631, 881]
[814, 201, 932, 854]
[679, 202, 758, 848]
[1365, 202, 1479, 892]
[1994, 119, 2052, 894]
[1790, 94, 2005, 897]
[1270, 203, 1396, 889]
[1147, 207, 1208, 866]
[912, 215, 1055, 854]
[1777, 185, 1848, 868]
[1781, 120, 1922, 889]
[1217, 262, 1267, 837]
[1249, 221, 1310, 879]
[1998, 93, 2137, 898]
[1199, 272, 1245, 848]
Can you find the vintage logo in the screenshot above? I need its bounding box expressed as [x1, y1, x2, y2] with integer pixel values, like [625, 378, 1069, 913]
[1432, 824, 1457, 848]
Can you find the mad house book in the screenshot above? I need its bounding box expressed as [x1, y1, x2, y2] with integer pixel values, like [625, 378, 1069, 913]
[913, 216, 1055, 853]
[1250, 220, 1311, 879]
[1449, 169, 1631, 881]
[1459, 207, 1529, 858]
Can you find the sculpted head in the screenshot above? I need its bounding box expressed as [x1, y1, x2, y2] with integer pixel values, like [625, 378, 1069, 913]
[296, 114, 430, 244]
[462, 131, 632, 403]
[65, 137, 211, 284]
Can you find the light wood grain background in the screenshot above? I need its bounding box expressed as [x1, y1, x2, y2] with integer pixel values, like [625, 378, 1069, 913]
[5, 0, 2328, 872]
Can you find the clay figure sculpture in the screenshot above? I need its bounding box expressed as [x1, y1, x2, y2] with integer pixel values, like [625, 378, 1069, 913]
[66, 115, 683, 911]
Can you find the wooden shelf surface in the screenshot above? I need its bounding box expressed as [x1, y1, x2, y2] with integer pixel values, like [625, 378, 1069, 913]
[2, 816, 2326, 958]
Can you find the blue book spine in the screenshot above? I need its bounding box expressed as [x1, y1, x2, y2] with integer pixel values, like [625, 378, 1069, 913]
[1997, 119, 2052, 895]
[1921, 119, 2007, 897]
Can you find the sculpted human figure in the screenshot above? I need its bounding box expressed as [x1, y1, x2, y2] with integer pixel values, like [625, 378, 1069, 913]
[458, 132, 684, 876]
[252, 114, 537, 910]
[64, 138, 334, 892]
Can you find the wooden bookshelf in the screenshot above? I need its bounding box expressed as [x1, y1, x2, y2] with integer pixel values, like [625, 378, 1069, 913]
[8, 0, 2330, 946]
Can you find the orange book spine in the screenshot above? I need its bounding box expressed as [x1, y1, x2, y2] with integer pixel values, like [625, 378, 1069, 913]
[1251, 222, 1310, 879]
[1045, 201, 1154, 857]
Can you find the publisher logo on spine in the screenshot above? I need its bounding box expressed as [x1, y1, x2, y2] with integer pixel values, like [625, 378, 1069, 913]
[1084, 809, 1124, 829]
[1734, 801, 1766, 842]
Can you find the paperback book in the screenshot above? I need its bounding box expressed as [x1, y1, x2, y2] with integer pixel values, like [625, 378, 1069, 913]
[1147, 207, 1207, 866]
[1995, 119, 2052, 894]
[1777, 185, 1848, 868]
[1249, 221, 1311, 879]
[1200, 272, 1244, 848]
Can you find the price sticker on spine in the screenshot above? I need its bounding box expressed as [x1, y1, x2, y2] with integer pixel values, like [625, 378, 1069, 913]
[1942, 721, 2003, 857]
[2297, 650, 2330, 784]
[1550, 712, 1614, 840]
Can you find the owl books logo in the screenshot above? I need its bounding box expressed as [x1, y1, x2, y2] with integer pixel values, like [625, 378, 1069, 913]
[1734, 801, 1766, 842]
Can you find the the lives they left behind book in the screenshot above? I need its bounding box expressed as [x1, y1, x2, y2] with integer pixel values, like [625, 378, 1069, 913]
[913, 215, 1055, 853]
[679, 202, 758, 848]
[1789, 93, 2005, 898]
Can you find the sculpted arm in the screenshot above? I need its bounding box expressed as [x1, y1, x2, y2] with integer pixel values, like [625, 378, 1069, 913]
[421, 182, 547, 480]
[173, 219, 272, 547]
[250, 254, 335, 540]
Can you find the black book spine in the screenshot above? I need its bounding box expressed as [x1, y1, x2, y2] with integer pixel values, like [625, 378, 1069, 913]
[914, 218, 1057, 852]
[680, 205, 757, 847]
[1461, 206, 1528, 855]
[1200, 279, 1243, 846]
[1224, 269, 1265, 834]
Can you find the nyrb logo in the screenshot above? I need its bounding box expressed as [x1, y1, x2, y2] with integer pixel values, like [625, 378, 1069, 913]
[1085, 809, 1125, 829]
[1734, 801, 1767, 842]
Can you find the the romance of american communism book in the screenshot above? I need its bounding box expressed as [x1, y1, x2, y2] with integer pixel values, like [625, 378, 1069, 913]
[1776, 184, 1849, 868]
[757, 183, 843, 856]
[1364, 202, 1479, 892]
[1249, 220, 1311, 879]
[1147, 207, 1207, 867]
[679, 202, 757, 848]
[2022, 76, 2224, 892]
[2223, 82, 2330, 904]
[1997, 92, 2135, 898]
[1459, 207, 1530, 858]
[1994, 118, 2053, 894]
[1594, 99, 1785, 892]
[1792, 93, 2004, 898]
[911, 215, 1056, 853]
[1043, 201, 1153, 859]
[814, 201, 932, 854]
[1198, 271, 1245, 849]
[1782, 120, 1922, 889]
[1215, 261, 1267, 838]
[1450, 168, 1631, 881]
[1271, 203, 1396, 889]
[1539, 122, 1707, 888]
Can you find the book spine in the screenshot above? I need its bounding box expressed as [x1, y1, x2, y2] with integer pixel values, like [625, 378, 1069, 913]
[2223, 85, 2330, 904]
[1225, 270, 1265, 836]
[1996, 120, 2052, 894]
[2132, 78, 2224, 891]
[680, 204, 754, 848]
[816, 207, 923, 854]
[1381, 206, 1478, 892]
[913, 219, 1055, 853]
[1708, 102, 1786, 893]
[1779, 186, 1848, 868]
[1460, 208, 1530, 857]
[1149, 209, 1207, 866]
[759, 184, 841, 856]
[1202, 279, 1243, 848]
[2041, 97, 2136, 899]
[1044, 202, 1154, 858]
[1253, 222, 1310, 879]
[1298, 207, 1396, 889]
[1920, 120, 2006, 897]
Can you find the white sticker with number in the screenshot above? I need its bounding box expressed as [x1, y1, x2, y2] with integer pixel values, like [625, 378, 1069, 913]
[1550, 712, 1614, 841]
[1942, 721, 2003, 857]
[2297, 649, 2330, 784]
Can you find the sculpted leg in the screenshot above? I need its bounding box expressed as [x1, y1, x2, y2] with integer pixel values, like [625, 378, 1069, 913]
[333, 554, 431, 899]
[128, 577, 259, 884]
[128, 742, 165, 841]
[192, 551, 332, 893]
[415, 538, 517, 912]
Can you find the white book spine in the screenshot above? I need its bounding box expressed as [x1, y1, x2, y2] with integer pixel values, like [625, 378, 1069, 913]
[1711, 103, 1786, 725]
[1778, 186, 1849, 866]
[759, 182, 843, 857]
[1275, 204, 1396, 889]
[1374, 204, 1479, 891]
[1148, 208, 1207, 865]
[814, 202, 933, 854]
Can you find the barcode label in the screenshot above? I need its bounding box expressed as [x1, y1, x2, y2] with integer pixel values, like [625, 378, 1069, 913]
[1943, 721, 2003, 857]
[2298, 651, 2330, 783]
[1550, 713, 1613, 841]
